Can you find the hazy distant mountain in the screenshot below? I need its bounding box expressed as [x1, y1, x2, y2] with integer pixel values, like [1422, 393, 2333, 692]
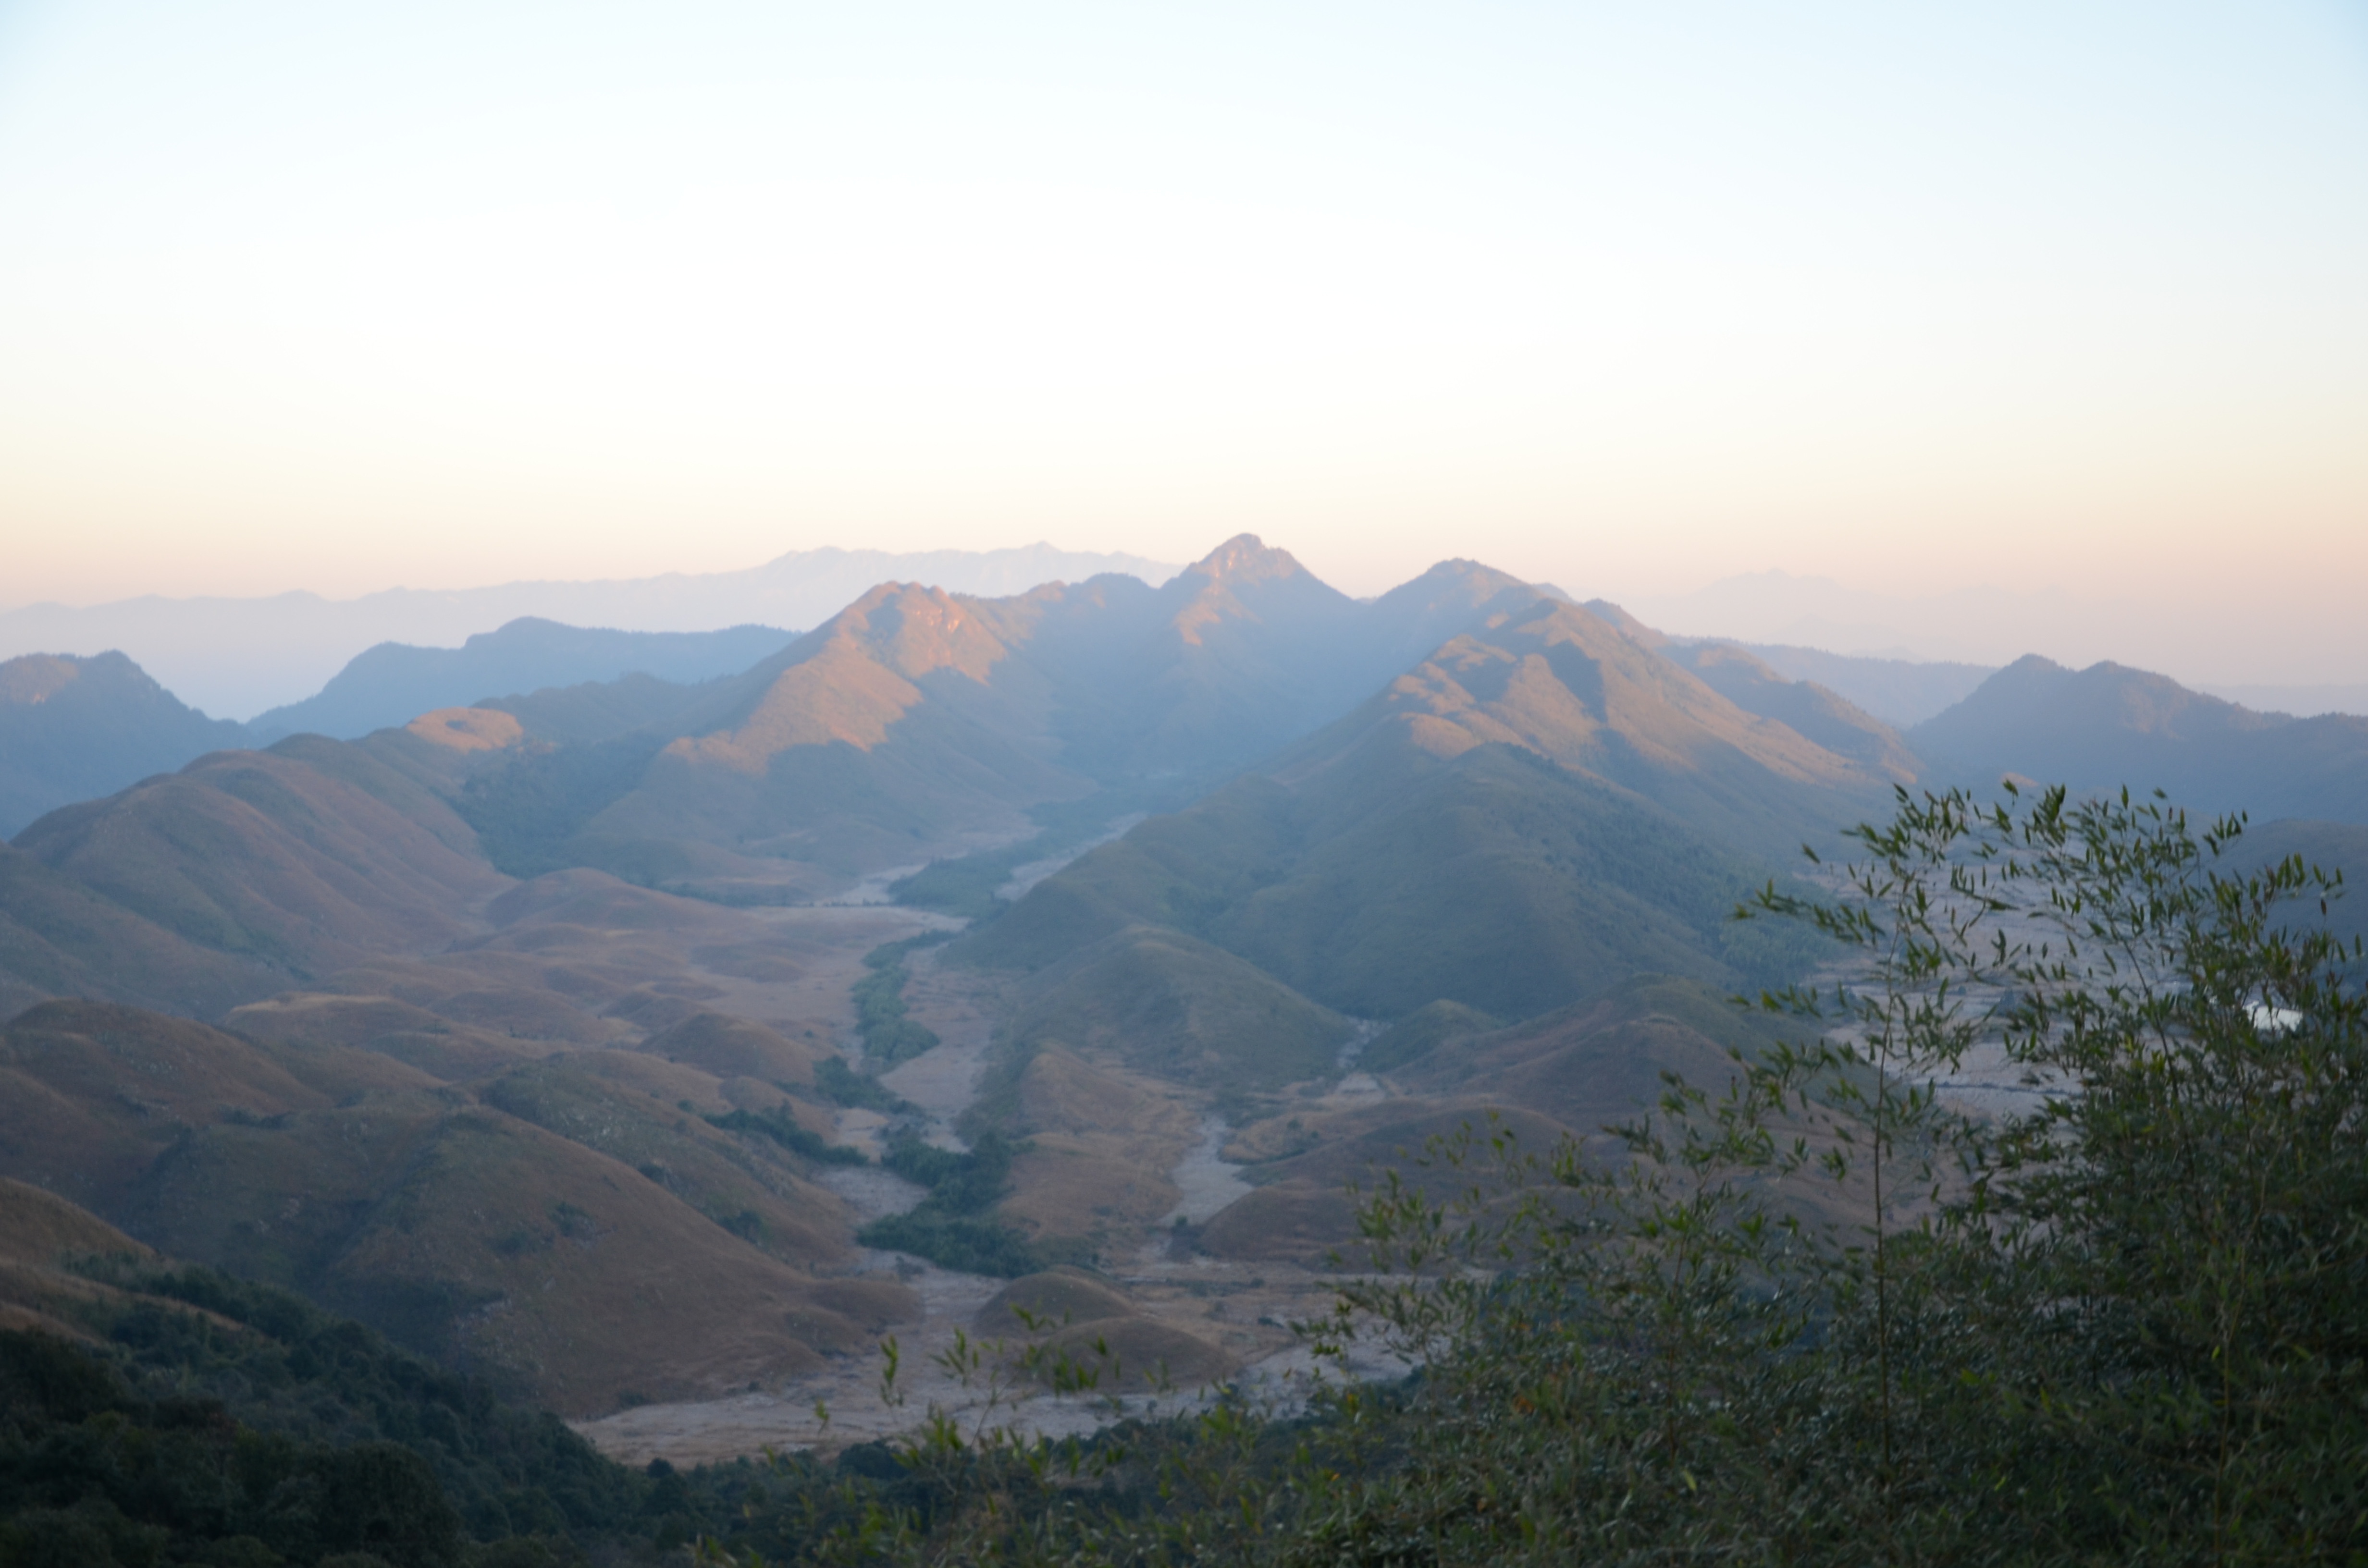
[0, 651, 247, 836]
[0, 542, 1181, 720]
[2198, 682, 2368, 720]
[1911, 655, 2368, 824]
[1717, 642, 1995, 727]
[455, 540, 1563, 897]
[246, 617, 796, 742]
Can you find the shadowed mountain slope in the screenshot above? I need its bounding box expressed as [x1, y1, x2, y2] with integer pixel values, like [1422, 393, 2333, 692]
[965, 597, 1875, 1020]
[0, 650, 247, 836]
[1004, 924, 1354, 1090]
[1632, 637, 1921, 782]
[1912, 655, 2368, 823]
[1197, 976, 1813, 1266]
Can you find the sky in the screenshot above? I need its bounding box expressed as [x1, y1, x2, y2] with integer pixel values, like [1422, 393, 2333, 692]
[2, 1, 2364, 677]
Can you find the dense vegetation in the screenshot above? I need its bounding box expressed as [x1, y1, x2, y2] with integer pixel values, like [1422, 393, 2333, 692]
[855, 1132, 1044, 1278]
[693, 785, 2368, 1565]
[0, 1265, 959, 1566]
[0, 1264, 650, 1566]
[704, 1106, 870, 1166]
[811, 1057, 913, 1115]
[849, 938, 949, 1070]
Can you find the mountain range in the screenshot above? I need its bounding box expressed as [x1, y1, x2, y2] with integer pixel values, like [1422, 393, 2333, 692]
[1, 542, 1178, 720]
[246, 618, 798, 743]
[4, 533, 2362, 1440]
[1910, 654, 2368, 824]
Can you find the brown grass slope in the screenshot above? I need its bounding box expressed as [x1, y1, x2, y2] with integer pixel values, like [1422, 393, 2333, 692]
[0, 842, 270, 1018]
[0, 1001, 432, 1212]
[0, 998, 901, 1413]
[966, 744, 1820, 1023]
[0, 1177, 159, 1340]
[221, 991, 559, 1081]
[1005, 925, 1353, 1091]
[974, 1269, 1234, 1390]
[1201, 977, 1804, 1266]
[119, 1094, 893, 1414]
[574, 581, 1090, 879]
[12, 748, 505, 984]
[475, 1060, 847, 1260]
[1301, 596, 1896, 859]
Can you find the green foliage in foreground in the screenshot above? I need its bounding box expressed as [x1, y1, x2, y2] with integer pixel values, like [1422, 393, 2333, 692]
[0, 1262, 662, 1565]
[856, 1132, 1043, 1278]
[694, 784, 2368, 1566]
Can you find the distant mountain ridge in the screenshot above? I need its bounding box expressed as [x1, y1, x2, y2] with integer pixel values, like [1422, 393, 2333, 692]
[455, 542, 1572, 896]
[1910, 654, 2368, 824]
[247, 617, 797, 742]
[1716, 642, 1996, 727]
[0, 650, 247, 836]
[1, 542, 1181, 719]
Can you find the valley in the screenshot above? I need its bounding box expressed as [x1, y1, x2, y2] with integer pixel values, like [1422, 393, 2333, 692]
[7, 533, 2364, 1485]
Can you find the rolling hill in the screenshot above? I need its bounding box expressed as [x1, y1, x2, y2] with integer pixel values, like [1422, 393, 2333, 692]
[11, 746, 504, 984]
[0, 998, 910, 1414]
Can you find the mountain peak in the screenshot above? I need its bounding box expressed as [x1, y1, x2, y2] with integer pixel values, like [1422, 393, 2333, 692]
[0, 652, 84, 706]
[1186, 534, 1309, 586]
[825, 581, 1007, 683]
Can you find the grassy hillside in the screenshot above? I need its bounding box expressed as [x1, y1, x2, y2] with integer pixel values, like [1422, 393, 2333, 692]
[970, 745, 1827, 1022]
[0, 1000, 908, 1416]
[0, 843, 271, 1019]
[12, 748, 505, 983]
[1003, 925, 1354, 1091]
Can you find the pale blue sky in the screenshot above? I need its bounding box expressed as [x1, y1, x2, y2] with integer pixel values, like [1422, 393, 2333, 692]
[2, 1, 2363, 662]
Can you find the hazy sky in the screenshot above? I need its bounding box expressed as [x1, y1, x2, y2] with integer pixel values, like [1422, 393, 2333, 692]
[3, 2, 2364, 649]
